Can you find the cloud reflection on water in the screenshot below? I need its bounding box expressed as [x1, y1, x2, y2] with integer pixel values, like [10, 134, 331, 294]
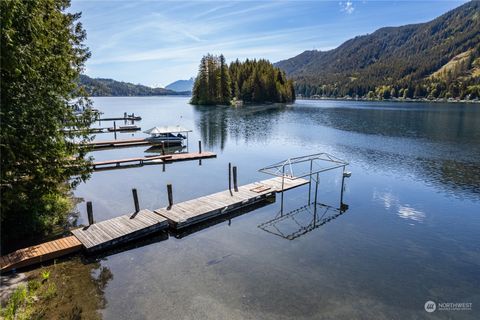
[373, 190, 426, 223]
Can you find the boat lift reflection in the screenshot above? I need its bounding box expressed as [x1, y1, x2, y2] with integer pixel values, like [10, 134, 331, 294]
[257, 153, 351, 240]
[257, 202, 349, 240]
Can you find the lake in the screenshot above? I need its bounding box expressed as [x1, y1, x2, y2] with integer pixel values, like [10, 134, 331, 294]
[72, 96, 479, 319]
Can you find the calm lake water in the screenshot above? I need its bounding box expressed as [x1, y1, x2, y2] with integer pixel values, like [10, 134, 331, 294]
[72, 96, 479, 319]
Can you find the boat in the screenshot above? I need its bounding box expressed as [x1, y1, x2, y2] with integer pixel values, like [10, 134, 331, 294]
[144, 125, 192, 146]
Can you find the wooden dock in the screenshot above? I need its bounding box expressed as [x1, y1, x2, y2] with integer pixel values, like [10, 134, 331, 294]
[91, 152, 216, 170]
[107, 125, 141, 132]
[71, 209, 168, 252]
[98, 116, 141, 121]
[1, 176, 307, 271]
[0, 236, 82, 272]
[155, 177, 309, 229]
[63, 127, 109, 134]
[92, 155, 171, 169]
[84, 138, 150, 150]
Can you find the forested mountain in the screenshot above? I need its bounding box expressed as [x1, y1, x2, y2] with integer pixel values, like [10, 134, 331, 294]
[78, 75, 189, 96]
[191, 54, 295, 105]
[275, 1, 480, 100]
[166, 77, 195, 92]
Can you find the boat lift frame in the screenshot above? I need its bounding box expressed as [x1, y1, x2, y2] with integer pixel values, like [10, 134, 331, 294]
[258, 153, 351, 215]
[257, 153, 351, 240]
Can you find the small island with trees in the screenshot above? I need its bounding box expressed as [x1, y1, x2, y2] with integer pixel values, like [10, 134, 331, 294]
[191, 54, 295, 105]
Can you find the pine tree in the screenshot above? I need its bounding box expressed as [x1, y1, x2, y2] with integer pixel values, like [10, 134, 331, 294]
[218, 54, 231, 104]
[190, 54, 295, 105]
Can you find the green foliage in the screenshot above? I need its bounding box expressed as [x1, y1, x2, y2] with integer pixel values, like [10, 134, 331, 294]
[276, 1, 480, 100]
[0, 277, 57, 319]
[41, 270, 51, 282]
[78, 74, 187, 96]
[1, 286, 28, 320]
[0, 0, 93, 252]
[191, 54, 295, 105]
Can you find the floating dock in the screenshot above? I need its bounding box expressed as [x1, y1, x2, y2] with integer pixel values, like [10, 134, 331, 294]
[71, 209, 168, 252]
[155, 177, 308, 229]
[0, 177, 307, 271]
[83, 138, 151, 150]
[107, 125, 141, 132]
[63, 127, 109, 134]
[92, 154, 171, 169]
[0, 236, 82, 272]
[91, 151, 216, 170]
[98, 116, 141, 121]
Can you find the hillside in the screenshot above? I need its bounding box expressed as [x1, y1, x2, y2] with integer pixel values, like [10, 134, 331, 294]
[165, 77, 195, 92]
[275, 1, 480, 100]
[78, 75, 189, 96]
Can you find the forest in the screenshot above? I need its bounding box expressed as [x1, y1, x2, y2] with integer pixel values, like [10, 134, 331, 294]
[78, 74, 188, 96]
[276, 1, 480, 100]
[191, 54, 295, 105]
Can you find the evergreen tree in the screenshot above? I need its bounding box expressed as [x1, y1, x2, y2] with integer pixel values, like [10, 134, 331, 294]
[191, 54, 295, 105]
[1, 0, 94, 252]
[218, 54, 231, 104]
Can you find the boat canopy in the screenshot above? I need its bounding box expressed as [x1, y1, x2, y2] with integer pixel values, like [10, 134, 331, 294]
[144, 125, 192, 135]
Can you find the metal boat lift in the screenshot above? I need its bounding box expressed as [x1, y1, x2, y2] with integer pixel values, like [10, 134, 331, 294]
[257, 153, 352, 239]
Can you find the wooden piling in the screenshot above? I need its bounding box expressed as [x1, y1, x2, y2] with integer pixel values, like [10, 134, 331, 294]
[132, 188, 140, 213]
[87, 201, 94, 225]
[167, 184, 173, 208]
[228, 162, 232, 193]
[233, 166, 238, 191]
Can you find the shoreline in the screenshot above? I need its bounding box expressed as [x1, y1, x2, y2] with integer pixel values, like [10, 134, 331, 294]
[297, 96, 480, 104]
[88, 95, 479, 104]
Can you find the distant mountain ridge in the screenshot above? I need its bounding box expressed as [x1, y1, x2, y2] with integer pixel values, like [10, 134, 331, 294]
[165, 77, 194, 92]
[78, 75, 190, 97]
[275, 1, 480, 100]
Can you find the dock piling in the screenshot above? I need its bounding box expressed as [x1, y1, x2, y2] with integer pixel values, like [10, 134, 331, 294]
[233, 166, 238, 191]
[132, 188, 140, 213]
[167, 184, 173, 208]
[228, 162, 232, 194]
[87, 201, 94, 225]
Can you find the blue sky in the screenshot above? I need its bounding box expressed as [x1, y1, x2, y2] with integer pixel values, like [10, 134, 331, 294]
[70, 0, 468, 87]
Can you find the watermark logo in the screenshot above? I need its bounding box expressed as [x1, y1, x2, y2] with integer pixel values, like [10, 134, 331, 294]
[425, 301, 436, 313]
[425, 300, 472, 312]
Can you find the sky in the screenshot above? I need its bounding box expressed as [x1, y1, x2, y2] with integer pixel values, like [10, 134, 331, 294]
[70, 0, 469, 87]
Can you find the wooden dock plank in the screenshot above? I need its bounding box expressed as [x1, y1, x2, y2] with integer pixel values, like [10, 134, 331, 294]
[155, 177, 307, 229]
[71, 209, 168, 252]
[0, 236, 82, 272]
[90, 152, 216, 170]
[92, 155, 171, 167]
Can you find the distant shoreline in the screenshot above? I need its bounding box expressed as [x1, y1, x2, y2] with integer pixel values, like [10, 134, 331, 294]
[297, 96, 480, 104]
[89, 93, 192, 97]
[87, 94, 480, 104]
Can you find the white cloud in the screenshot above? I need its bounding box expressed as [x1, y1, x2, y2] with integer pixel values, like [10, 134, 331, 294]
[340, 1, 355, 14]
